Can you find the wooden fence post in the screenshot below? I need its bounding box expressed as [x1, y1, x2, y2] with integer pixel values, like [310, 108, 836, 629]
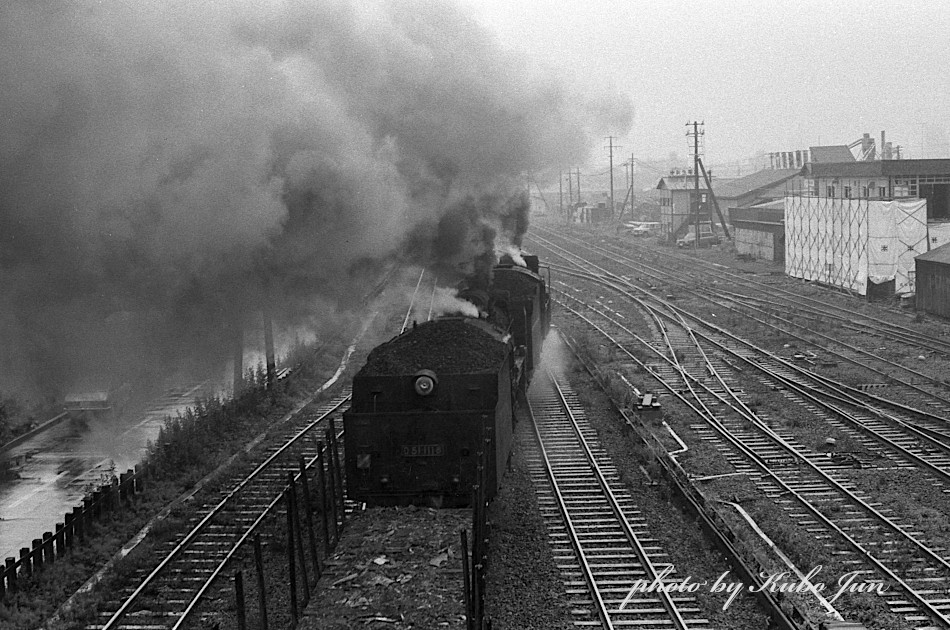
[55, 523, 66, 558]
[73, 506, 85, 543]
[4, 557, 16, 593]
[461, 529, 473, 630]
[287, 472, 309, 603]
[234, 570, 247, 630]
[43, 532, 54, 565]
[5, 558, 17, 592]
[317, 441, 331, 556]
[298, 455, 321, 580]
[64, 512, 74, 549]
[19, 548, 30, 577]
[82, 497, 94, 530]
[31, 540, 43, 571]
[329, 418, 346, 527]
[253, 534, 268, 630]
[325, 430, 339, 541]
[285, 488, 298, 626]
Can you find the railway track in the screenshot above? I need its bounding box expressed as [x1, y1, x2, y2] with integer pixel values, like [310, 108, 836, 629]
[554, 282, 950, 627]
[551, 261, 950, 484]
[90, 393, 350, 630]
[529, 225, 950, 414]
[525, 371, 709, 629]
[538, 221, 950, 359]
[531, 229, 950, 451]
[84, 264, 438, 629]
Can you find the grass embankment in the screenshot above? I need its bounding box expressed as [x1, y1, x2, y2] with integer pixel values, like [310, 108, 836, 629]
[0, 337, 354, 630]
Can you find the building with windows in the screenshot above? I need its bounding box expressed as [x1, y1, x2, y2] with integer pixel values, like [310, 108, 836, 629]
[655, 168, 733, 242]
[803, 158, 950, 221]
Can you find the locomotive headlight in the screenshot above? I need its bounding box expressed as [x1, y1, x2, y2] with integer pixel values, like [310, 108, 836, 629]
[413, 369, 438, 396]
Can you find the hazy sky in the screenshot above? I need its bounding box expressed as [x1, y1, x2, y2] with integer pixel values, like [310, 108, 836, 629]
[459, 0, 950, 172]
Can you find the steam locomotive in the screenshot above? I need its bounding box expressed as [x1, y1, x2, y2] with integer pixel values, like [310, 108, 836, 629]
[343, 254, 550, 506]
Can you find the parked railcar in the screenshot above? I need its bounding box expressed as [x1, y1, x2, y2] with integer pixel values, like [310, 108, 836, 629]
[343, 255, 550, 507]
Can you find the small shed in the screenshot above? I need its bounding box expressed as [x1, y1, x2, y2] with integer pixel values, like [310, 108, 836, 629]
[916, 242, 950, 318]
[730, 199, 785, 263]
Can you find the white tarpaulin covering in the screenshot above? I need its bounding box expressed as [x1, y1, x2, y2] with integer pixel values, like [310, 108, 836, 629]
[785, 197, 927, 296]
[892, 200, 928, 294]
[927, 222, 950, 250]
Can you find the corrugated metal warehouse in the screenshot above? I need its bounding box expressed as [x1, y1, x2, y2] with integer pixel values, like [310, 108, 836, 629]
[915, 243, 950, 318]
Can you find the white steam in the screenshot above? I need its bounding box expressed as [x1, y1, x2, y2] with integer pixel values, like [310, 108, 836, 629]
[426, 287, 480, 319]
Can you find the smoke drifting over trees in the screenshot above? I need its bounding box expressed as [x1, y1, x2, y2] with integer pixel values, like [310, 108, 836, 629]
[0, 0, 631, 398]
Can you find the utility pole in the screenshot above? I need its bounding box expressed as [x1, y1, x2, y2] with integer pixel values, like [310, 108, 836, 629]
[567, 170, 573, 208]
[686, 121, 705, 249]
[629, 152, 636, 218]
[605, 136, 621, 219]
[559, 169, 563, 217]
[575, 168, 582, 206]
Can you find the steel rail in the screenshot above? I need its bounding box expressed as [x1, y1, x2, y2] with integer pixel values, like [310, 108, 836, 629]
[533, 226, 950, 385]
[554, 295, 950, 627]
[552, 260, 950, 452]
[100, 395, 351, 630]
[558, 331, 807, 630]
[173, 427, 344, 629]
[526, 387, 615, 629]
[534, 235, 950, 442]
[701, 288, 950, 405]
[559, 278, 950, 550]
[537, 222, 950, 357]
[710, 287, 938, 350]
[547, 371, 692, 629]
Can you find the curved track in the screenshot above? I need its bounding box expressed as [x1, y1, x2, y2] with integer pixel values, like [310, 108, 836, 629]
[531, 230, 950, 627]
[530, 223, 950, 416]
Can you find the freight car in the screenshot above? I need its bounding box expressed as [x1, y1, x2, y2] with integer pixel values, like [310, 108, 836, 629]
[343, 256, 550, 506]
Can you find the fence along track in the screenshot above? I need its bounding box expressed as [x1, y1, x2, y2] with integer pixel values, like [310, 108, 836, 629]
[93, 393, 350, 630]
[525, 371, 707, 629]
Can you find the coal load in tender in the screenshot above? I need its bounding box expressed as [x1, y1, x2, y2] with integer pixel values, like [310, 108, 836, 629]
[359, 319, 508, 376]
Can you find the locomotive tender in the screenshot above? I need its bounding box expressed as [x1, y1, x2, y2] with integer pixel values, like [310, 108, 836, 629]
[343, 254, 550, 506]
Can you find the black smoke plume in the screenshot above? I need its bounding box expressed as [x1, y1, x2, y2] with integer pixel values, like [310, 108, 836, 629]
[0, 0, 631, 399]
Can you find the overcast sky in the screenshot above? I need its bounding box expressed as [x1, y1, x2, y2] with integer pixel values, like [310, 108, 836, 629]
[459, 0, 950, 172]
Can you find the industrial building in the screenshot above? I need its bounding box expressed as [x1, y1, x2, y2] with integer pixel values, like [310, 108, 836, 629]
[915, 243, 950, 318]
[655, 168, 733, 242]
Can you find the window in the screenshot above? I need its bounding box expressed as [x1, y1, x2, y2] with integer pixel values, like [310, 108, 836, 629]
[844, 186, 852, 198]
[826, 185, 836, 197]
[862, 187, 869, 198]
[879, 187, 887, 198]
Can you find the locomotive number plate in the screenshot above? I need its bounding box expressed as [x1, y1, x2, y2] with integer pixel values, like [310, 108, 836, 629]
[401, 444, 445, 457]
